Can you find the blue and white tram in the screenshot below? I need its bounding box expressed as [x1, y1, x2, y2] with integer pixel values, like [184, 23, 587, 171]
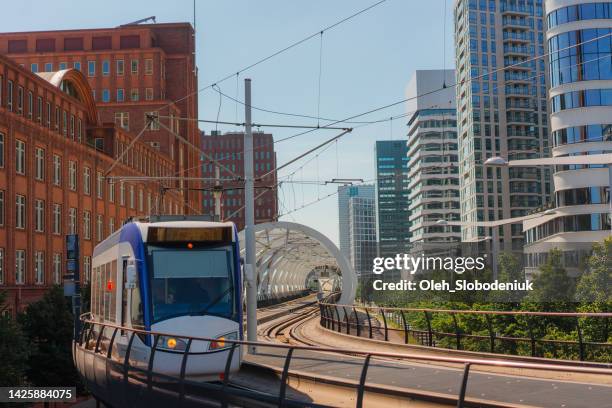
[89, 219, 243, 381]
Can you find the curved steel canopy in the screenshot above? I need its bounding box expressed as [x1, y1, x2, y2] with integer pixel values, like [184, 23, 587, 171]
[238, 221, 356, 306]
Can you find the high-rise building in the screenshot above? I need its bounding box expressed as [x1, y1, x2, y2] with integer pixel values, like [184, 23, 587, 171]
[454, 0, 552, 251]
[0, 23, 201, 213]
[406, 70, 461, 252]
[0, 56, 181, 316]
[523, 1, 612, 276]
[348, 196, 377, 278]
[374, 140, 411, 257]
[200, 131, 278, 230]
[338, 184, 375, 262]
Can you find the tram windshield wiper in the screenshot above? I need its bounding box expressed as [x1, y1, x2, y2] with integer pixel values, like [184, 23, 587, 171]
[194, 287, 233, 317]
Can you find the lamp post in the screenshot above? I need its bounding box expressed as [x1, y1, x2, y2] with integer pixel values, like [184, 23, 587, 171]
[485, 154, 612, 236]
[435, 209, 556, 280]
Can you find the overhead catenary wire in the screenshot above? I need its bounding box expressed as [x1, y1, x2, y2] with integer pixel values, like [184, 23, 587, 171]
[155, 0, 389, 114]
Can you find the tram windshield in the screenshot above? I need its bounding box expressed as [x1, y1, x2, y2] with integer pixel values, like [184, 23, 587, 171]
[147, 244, 237, 323]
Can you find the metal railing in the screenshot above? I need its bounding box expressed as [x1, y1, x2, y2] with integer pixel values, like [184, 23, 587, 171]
[318, 302, 612, 363]
[75, 317, 611, 408]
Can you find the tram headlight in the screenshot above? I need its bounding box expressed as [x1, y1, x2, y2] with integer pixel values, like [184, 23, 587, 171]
[158, 336, 187, 351]
[209, 332, 238, 351]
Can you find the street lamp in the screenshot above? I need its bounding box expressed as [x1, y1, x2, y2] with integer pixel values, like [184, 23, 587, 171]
[485, 154, 612, 236]
[435, 209, 556, 280]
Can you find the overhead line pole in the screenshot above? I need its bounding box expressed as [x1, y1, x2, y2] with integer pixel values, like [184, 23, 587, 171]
[244, 78, 258, 354]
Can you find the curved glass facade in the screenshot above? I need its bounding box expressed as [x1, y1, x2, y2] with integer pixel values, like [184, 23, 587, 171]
[548, 28, 612, 87]
[552, 124, 612, 146]
[547, 3, 612, 29]
[551, 88, 612, 112]
[525, 213, 611, 244]
[556, 186, 610, 206]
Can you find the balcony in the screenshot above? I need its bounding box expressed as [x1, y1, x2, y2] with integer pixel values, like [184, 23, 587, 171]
[501, 4, 532, 17]
[503, 45, 531, 57]
[503, 31, 530, 43]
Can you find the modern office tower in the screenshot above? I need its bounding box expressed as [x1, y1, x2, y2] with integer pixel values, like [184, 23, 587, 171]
[0, 23, 201, 213]
[454, 0, 552, 251]
[523, 1, 612, 276]
[338, 185, 375, 262]
[200, 131, 278, 230]
[374, 140, 411, 257]
[348, 196, 377, 278]
[406, 70, 462, 251]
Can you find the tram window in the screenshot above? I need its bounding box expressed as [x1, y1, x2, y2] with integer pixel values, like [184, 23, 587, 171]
[104, 264, 111, 321]
[109, 260, 117, 322]
[91, 266, 98, 317]
[121, 259, 128, 331]
[130, 265, 144, 329]
[98, 264, 105, 320]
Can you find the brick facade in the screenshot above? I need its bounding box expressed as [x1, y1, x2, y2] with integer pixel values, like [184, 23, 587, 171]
[0, 23, 200, 214]
[200, 131, 278, 230]
[0, 54, 181, 317]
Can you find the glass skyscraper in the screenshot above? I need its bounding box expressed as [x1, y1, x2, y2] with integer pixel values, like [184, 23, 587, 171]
[374, 140, 411, 257]
[338, 185, 376, 263]
[454, 0, 552, 251]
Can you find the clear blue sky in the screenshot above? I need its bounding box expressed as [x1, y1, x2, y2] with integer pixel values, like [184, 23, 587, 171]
[0, 0, 454, 244]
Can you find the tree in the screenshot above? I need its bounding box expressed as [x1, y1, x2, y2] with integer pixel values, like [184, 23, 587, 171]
[18, 286, 82, 390]
[524, 249, 575, 309]
[0, 291, 29, 387]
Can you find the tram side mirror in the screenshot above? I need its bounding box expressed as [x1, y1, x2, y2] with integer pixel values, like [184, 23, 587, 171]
[126, 264, 137, 289]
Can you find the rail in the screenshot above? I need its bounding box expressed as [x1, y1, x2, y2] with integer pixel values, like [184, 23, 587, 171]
[75, 317, 611, 408]
[318, 302, 612, 363]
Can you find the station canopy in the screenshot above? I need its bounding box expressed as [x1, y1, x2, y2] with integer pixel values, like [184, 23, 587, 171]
[238, 221, 357, 306]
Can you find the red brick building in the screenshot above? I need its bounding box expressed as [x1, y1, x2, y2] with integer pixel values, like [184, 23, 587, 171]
[0, 54, 182, 317]
[0, 22, 200, 214]
[200, 131, 278, 230]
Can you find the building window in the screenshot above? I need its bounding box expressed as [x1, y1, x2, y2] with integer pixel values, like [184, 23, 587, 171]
[35, 199, 44, 232]
[52, 203, 61, 235]
[114, 112, 129, 131]
[53, 253, 61, 284]
[109, 217, 115, 234]
[15, 140, 25, 175]
[109, 181, 115, 203]
[102, 60, 110, 76]
[46, 102, 51, 128]
[117, 88, 125, 102]
[59, 62, 67, 70]
[83, 167, 91, 195]
[7, 81, 13, 111]
[45, 62, 53, 72]
[15, 250, 25, 285]
[35, 147, 44, 180]
[34, 251, 44, 284]
[15, 195, 25, 229]
[68, 208, 77, 235]
[31, 63, 38, 73]
[69, 161, 77, 191]
[17, 86, 23, 115]
[55, 107, 60, 131]
[145, 88, 153, 101]
[77, 118, 82, 142]
[102, 89, 110, 103]
[83, 211, 91, 240]
[97, 171, 104, 199]
[144, 58, 153, 75]
[88, 60, 95, 76]
[0, 248, 4, 285]
[131, 59, 139, 74]
[145, 111, 159, 130]
[83, 256, 91, 283]
[138, 189, 144, 212]
[36, 96, 42, 123]
[129, 185, 135, 209]
[70, 115, 75, 139]
[27, 91, 33, 119]
[96, 214, 103, 242]
[0, 133, 4, 168]
[63, 110, 67, 135]
[73, 61, 81, 71]
[117, 59, 124, 75]
[130, 88, 139, 101]
[53, 154, 61, 186]
[120, 182, 125, 206]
